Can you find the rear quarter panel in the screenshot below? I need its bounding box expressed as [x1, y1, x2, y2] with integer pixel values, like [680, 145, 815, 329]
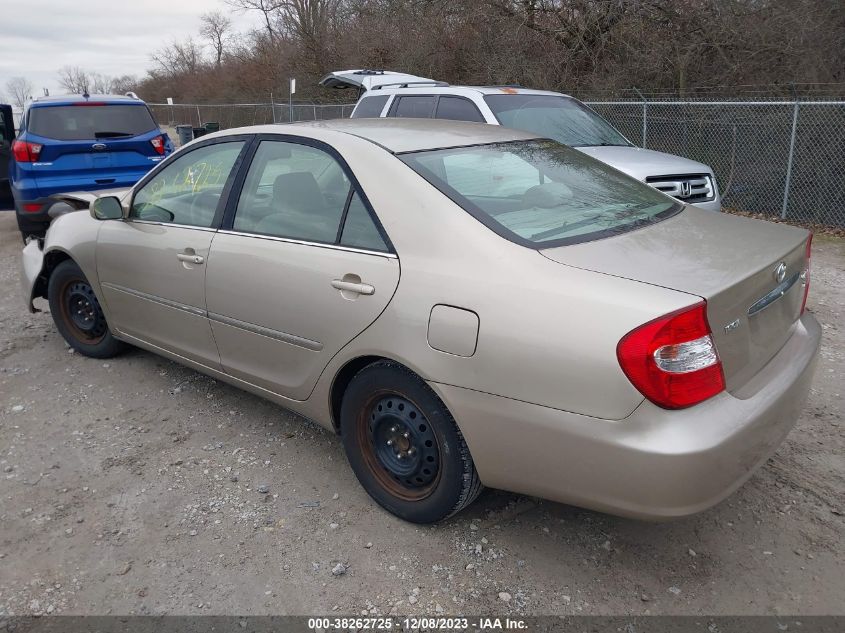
[300, 135, 700, 424]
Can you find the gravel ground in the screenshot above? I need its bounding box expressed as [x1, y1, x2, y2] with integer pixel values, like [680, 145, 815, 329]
[0, 211, 842, 617]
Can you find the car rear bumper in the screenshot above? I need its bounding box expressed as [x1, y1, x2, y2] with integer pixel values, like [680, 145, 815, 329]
[431, 312, 820, 520]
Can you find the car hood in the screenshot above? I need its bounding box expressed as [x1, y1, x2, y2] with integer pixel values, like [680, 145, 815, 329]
[45, 188, 132, 220]
[49, 187, 131, 207]
[574, 145, 713, 180]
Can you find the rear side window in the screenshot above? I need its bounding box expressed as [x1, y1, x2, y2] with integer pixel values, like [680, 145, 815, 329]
[435, 97, 485, 123]
[401, 139, 680, 248]
[351, 95, 389, 118]
[340, 192, 389, 252]
[233, 140, 350, 243]
[28, 104, 157, 141]
[391, 96, 436, 118]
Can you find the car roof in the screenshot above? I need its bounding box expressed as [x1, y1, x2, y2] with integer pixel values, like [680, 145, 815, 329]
[367, 85, 574, 99]
[29, 94, 145, 107]
[216, 118, 542, 154]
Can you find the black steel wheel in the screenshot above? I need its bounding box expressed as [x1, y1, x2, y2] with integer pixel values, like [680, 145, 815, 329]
[341, 361, 483, 523]
[363, 393, 441, 500]
[47, 260, 127, 358]
[60, 280, 108, 343]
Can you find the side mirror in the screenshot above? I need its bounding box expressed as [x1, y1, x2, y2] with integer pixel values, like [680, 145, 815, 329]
[90, 196, 123, 221]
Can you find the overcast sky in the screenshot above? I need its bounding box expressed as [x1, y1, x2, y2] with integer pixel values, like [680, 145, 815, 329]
[0, 0, 264, 103]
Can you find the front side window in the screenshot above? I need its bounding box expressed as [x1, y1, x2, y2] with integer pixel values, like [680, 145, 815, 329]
[352, 95, 389, 118]
[28, 104, 158, 141]
[401, 140, 680, 247]
[234, 140, 389, 251]
[131, 141, 244, 227]
[484, 95, 630, 148]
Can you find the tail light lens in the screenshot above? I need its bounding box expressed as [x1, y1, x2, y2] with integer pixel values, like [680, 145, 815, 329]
[150, 135, 165, 155]
[800, 233, 812, 314]
[12, 140, 43, 163]
[617, 302, 725, 409]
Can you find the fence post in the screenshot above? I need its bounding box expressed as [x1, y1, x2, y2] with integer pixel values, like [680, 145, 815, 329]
[633, 88, 647, 148]
[196, 105, 203, 127]
[781, 99, 800, 220]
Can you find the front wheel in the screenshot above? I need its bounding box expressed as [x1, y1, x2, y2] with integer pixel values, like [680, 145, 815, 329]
[341, 361, 483, 523]
[47, 260, 127, 358]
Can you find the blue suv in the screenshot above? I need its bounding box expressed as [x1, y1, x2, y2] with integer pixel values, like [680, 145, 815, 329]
[10, 93, 173, 239]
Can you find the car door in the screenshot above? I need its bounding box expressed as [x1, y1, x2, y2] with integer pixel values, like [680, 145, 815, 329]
[205, 137, 400, 400]
[0, 105, 13, 205]
[96, 138, 249, 368]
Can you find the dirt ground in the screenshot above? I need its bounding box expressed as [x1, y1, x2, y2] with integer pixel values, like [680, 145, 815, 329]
[0, 210, 842, 617]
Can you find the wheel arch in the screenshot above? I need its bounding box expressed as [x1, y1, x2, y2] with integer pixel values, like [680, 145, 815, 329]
[330, 355, 389, 432]
[32, 248, 74, 302]
[329, 355, 437, 433]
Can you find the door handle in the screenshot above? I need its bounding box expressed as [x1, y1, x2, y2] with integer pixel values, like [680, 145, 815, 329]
[331, 279, 375, 295]
[177, 253, 204, 265]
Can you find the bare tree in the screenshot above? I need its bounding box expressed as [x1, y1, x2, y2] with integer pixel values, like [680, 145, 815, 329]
[57, 66, 92, 94]
[5, 77, 34, 109]
[109, 75, 139, 94]
[226, 0, 285, 41]
[151, 38, 206, 76]
[200, 11, 234, 66]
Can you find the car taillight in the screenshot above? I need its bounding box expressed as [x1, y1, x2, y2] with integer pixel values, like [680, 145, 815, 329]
[23, 203, 42, 213]
[800, 233, 812, 315]
[12, 140, 42, 163]
[617, 301, 725, 409]
[150, 135, 165, 155]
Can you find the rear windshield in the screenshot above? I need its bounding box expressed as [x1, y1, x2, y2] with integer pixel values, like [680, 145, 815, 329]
[28, 104, 157, 140]
[484, 95, 630, 148]
[400, 139, 680, 247]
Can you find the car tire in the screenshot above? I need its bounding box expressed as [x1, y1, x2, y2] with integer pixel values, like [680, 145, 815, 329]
[47, 260, 127, 359]
[340, 360, 483, 523]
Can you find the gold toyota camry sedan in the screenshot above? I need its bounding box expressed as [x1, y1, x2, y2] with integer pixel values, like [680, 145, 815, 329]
[21, 119, 820, 523]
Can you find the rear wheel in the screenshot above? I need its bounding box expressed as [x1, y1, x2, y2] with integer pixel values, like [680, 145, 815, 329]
[47, 260, 126, 358]
[341, 361, 482, 523]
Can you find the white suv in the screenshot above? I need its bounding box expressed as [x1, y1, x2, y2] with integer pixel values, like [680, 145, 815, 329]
[321, 70, 721, 212]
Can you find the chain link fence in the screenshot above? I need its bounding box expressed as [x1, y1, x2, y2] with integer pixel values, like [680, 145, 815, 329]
[582, 98, 845, 227]
[150, 97, 845, 228]
[148, 102, 355, 130]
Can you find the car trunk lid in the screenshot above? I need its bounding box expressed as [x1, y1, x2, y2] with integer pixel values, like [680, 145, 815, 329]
[319, 69, 443, 91]
[540, 207, 811, 392]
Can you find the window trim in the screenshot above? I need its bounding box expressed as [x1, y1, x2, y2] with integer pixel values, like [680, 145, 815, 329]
[128, 134, 254, 230]
[220, 133, 395, 255]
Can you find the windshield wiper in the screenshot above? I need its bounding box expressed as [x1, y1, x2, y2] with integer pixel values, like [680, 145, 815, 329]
[94, 131, 133, 138]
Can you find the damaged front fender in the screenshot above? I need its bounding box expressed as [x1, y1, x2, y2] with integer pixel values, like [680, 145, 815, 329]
[21, 238, 46, 313]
